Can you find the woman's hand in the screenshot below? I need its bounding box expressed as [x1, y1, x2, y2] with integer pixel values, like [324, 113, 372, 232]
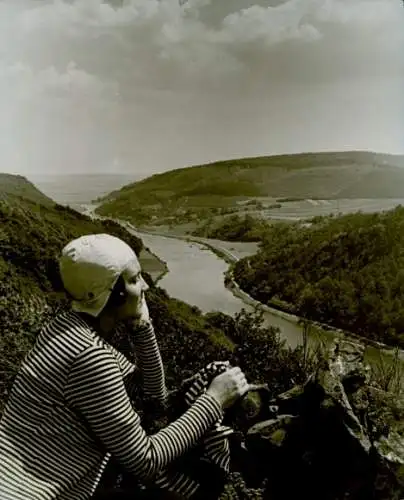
[206, 366, 249, 410]
[131, 293, 151, 326]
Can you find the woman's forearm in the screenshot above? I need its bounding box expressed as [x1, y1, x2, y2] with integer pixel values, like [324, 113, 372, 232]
[132, 321, 168, 404]
[65, 346, 223, 482]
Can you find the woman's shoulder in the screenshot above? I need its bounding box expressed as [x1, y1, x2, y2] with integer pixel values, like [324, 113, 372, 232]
[39, 309, 97, 348]
[41, 310, 134, 376]
[59, 312, 134, 375]
[48, 309, 91, 329]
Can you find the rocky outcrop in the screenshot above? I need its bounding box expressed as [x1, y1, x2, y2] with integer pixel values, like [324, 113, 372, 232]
[237, 339, 404, 499]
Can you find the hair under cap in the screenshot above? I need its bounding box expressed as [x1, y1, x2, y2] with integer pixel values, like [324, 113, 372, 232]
[59, 233, 138, 317]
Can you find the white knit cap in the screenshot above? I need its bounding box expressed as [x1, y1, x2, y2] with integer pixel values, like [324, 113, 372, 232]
[59, 233, 138, 317]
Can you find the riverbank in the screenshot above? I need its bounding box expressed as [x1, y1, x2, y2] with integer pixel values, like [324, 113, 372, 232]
[188, 232, 404, 358]
[133, 225, 404, 364]
[226, 271, 404, 363]
[139, 247, 168, 284]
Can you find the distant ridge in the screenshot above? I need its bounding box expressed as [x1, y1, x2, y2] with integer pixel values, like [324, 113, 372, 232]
[95, 151, 404, 220]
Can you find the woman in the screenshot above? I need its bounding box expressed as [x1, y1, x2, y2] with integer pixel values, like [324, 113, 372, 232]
[0, 233, 249, 500]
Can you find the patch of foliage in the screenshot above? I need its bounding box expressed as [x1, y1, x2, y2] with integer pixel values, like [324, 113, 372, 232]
[233, 207, 404, 347]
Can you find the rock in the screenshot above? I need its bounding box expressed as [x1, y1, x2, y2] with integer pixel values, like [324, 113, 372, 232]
[247, 415, 297, 448]
[316, 359, 372, 454]
[272, 383, 306, 416]
[329, 339, 371, 391]
[372, 431, 404, 500]
[366, 387, 404, 500]
[242, 339, 404, 499]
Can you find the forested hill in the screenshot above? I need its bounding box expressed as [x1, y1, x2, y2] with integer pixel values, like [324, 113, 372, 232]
[0, 173, 54, 205]
[233, 206, 404, 348]
[95, 151, 404, 222]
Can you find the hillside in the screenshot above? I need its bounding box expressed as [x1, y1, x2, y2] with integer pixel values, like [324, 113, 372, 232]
[0, 173, 54, 205]
[0, 191, 403, 499]
[232, 207, 404, 348]
[95, 151, 404, 226]
[0, 190, 308, 497]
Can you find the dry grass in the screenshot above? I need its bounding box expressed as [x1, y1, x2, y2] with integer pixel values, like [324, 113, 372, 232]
[371, 347, 404, 396]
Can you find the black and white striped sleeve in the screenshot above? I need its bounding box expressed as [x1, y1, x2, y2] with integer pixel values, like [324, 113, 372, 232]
[131, 321, 168, 404]
[64, 346, 223, 481]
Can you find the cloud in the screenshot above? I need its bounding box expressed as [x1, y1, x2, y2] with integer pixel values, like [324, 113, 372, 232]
[0, 62, 115, 102]
[0, 0, 403, 175]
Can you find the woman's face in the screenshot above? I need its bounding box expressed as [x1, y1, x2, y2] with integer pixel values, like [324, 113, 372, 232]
[116, 258, 149, 320]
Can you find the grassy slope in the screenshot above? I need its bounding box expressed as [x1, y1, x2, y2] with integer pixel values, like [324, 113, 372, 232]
[96, 151, 404, 222]
[0, 197, 143, 295]
[0, 173, 55, 205]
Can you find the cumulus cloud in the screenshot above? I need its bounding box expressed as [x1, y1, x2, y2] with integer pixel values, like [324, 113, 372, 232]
[0, 0, 403, 175]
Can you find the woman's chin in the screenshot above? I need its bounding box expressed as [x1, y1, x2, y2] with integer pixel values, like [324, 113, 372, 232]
[117, 308, 141, 322]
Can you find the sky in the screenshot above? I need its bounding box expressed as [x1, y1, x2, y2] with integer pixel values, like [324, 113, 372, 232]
[0, 0, 403, 176]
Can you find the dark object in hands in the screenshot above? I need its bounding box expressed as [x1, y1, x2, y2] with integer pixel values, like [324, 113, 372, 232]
[223, 383, 277, 432]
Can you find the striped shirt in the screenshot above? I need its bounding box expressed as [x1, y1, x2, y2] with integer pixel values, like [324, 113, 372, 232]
[0, 311, 223, 500]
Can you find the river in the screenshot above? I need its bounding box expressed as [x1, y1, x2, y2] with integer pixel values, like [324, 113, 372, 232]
[138, 231, 311, 349]
[135, 230, 404, 377]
